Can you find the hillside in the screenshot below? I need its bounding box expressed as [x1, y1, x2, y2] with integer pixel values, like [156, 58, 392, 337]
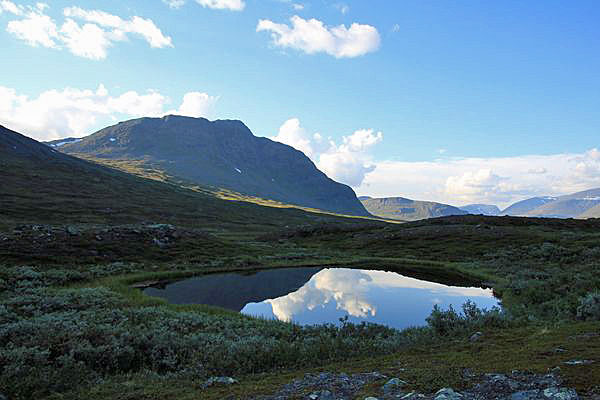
[59, 115, 369, 217]
[500, 196, 557, 216]
[502, 189, 600, 218]
[0, 124, 355, 234]
[360, 197, 468, 221]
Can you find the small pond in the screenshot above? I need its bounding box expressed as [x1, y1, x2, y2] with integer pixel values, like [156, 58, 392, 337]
[144, 267, 499, 330]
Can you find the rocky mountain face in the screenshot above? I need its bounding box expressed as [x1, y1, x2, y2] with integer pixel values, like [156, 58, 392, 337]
[459, 204, 501, 216]
[60, 115, 369, 217]
[360, 196, 468, 221]
[501, 189, 600, 218]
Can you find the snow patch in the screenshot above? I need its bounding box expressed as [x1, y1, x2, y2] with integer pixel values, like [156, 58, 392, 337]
[51, 139, 82, 148]
[109, 138, 116, 142]
[235, 168, 242, 174]
[579, 197, 600, 201]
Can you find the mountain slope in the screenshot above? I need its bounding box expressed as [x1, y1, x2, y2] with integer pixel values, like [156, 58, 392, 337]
[0, 124, 354, 232]
[501, 189, 600, 218]
[60, 115, 369, 217]
[578, 203, 600, 218]
[500, 197, 557, 216]
[360, 197, 468, 221]
[459, 204, 501, 216]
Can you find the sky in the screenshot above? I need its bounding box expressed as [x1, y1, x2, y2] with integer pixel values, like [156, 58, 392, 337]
[1, 0, 599, 208]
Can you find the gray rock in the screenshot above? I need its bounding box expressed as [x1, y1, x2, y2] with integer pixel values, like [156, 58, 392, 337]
[469, 332, 483, 342]
[66, 226, 79, 236]
[204, 376, 238, 387]
[383, 377, 407, 394]
[543, 387, 579, 400]
[308, 390, 334, 400]
[511, 390, 540, 400]
[434, 388, 463, 400]
[563, 359, 594, 365]
[364, 397, 379, 400]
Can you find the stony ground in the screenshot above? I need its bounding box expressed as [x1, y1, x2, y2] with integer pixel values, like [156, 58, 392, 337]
[203, 370, 595, 400]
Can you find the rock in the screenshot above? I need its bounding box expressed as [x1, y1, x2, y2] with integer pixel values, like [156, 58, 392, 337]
[469, 332, 483, 342]
[383, 377, 407, 394]
[308, 390, 334, 400]
[543, 387, 579, 400]
[511, 390, 540, 400]
[153, 238, 167, 248]
[204, 376, 238, 387]
[434, 388, 463, 400]
[66, 226, 79, 236]
[563, 359, 594, 365]
[365, 397, 379, 400]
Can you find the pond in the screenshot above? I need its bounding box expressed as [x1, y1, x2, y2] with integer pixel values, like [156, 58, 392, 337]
[144, 267, 500, 330]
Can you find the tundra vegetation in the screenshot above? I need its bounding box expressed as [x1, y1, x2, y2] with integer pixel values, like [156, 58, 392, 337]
[1, 215, 600, 399]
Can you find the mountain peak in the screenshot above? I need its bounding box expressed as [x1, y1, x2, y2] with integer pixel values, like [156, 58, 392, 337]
[59, 116, 369, 216]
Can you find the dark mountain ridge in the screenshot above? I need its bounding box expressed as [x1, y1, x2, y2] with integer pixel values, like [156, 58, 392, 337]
[61, 115, 370, 217]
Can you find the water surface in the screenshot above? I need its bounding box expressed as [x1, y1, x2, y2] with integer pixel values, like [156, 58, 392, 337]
[144, 267, 499, 330]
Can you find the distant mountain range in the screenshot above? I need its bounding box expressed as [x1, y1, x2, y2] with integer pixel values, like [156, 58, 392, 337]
[499, 189, 600, 218]
[56, 115, 369, 217]
[459, 204, 501, 216]
[360, 197, 468, 221]
[359, 189, 600, 221]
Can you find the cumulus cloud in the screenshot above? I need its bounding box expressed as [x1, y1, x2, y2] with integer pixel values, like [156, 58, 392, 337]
[0, 85, 218, 141]
[257, 15, 380, 58]
[163, 0, 245, 11]
[3, 4, 172, 59]
[355, 150, 600, 208]
[0, 0, 24, 15]
[271, 118, 382, 187]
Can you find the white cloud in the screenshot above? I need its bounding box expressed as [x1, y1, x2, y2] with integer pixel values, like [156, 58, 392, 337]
[257, 15, 380, 58]
[292, 3, 304, 11]
[162, 0, 245, 10]
[167, 91, 218, 118]
[7, 9, 58, 47]
[163, 0, 186, 9]
[63, 7, 173, 48]
[0, 0, 23, 15]
[271, 119, 382, 187]
[0, 85, 218, 141]
[334, 3, 349, 14]
[355, 150, 600, 208]
[4, 4, 172, 59]
[392, 23, 400, 33]
[196, 0, 245, 11]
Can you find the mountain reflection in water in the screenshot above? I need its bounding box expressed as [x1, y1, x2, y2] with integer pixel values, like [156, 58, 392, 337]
[144, 267, 499, 329]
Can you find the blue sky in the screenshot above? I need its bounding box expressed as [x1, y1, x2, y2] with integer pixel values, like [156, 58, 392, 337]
[1, 0, 599, 206]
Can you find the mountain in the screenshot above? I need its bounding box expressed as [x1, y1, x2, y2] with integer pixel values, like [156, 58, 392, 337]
[360, 197, 468, 221]
[501, 189, 600, 218]
[500, 196, 557, 216]
[459, 204, 501, 216]
[0, 124, 353, 232]
[60, 115, 369, 217]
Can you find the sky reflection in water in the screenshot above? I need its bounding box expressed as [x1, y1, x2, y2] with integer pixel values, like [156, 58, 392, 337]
[241, 268, 499, 329]
[144, 267, 499, 330]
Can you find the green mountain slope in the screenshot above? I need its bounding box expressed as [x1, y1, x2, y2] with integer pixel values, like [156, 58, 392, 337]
[59, 115, 370, 217]
[0, 124, 353, 232]
[360, 197, 468, 221]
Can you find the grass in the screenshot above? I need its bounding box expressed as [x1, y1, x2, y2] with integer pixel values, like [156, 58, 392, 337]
[3, 150, 600, 398]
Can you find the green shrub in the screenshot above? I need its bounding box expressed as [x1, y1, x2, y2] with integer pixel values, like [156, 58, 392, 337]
[576, 291, 600, 321]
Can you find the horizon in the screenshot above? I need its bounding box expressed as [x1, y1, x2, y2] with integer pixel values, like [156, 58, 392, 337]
[1, 0, 599, 208]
